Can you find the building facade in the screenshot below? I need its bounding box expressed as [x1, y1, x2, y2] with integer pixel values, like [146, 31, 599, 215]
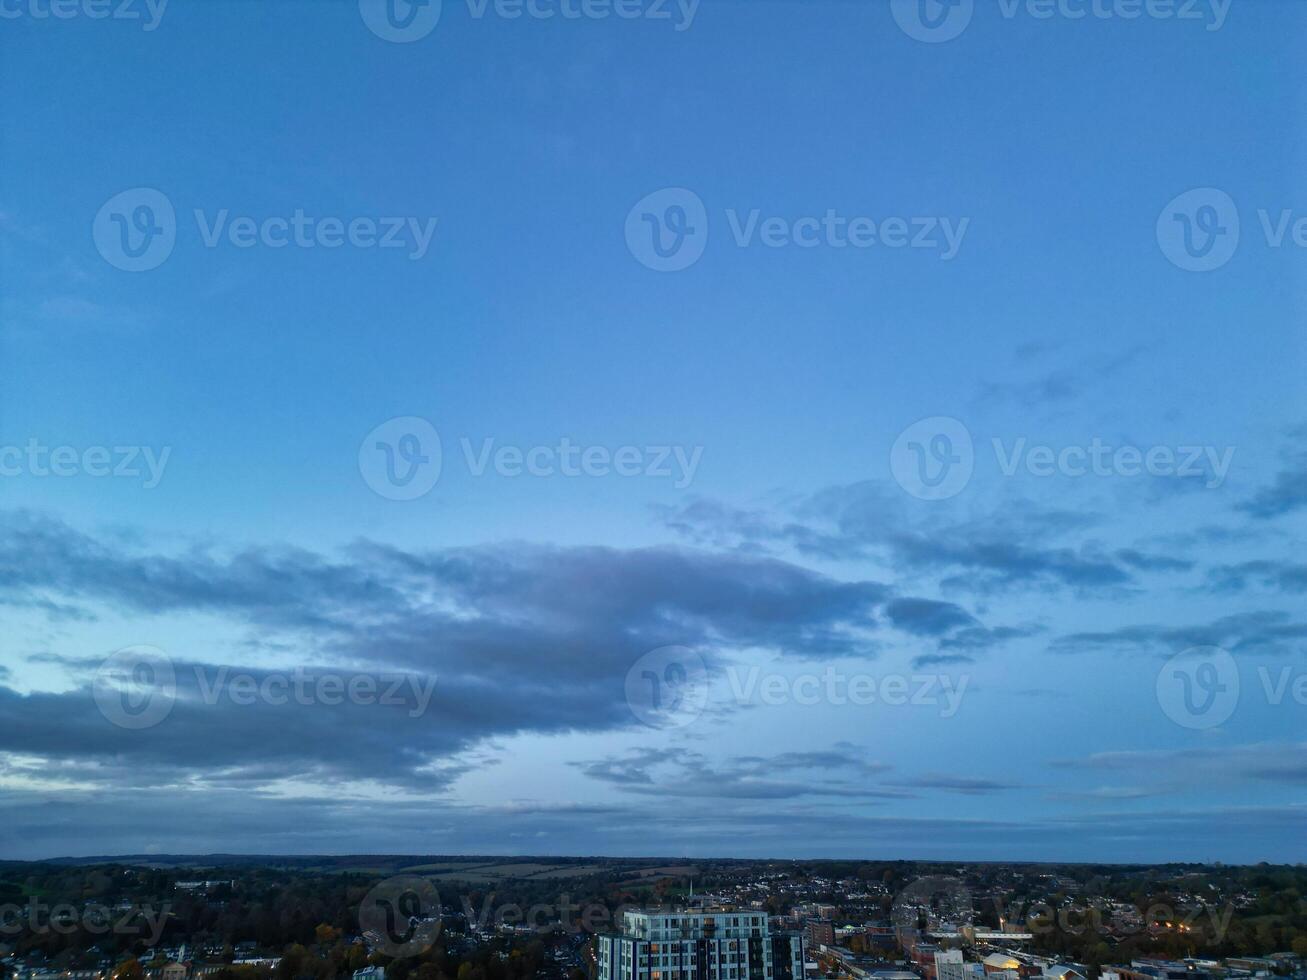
[804, 920, 834, 950]
[936, 949, 968, 980]
[597, 910, 805, 980]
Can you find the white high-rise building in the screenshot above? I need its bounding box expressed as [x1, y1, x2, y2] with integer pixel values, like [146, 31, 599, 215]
[597, 910, 805, 980]
[936, 949, 968, 980]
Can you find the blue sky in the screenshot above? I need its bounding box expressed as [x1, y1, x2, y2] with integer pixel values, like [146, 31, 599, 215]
[2, 0, 1306, 863]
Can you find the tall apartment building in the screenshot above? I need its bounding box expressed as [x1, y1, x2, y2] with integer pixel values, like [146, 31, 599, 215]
[596, 909, 806, 980]
[804, 919, 834, 949]
[936, 949, 968, 980]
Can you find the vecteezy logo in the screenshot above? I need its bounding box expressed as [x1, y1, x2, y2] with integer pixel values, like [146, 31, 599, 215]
[358, 0, 441, 42]
[359, 876, 442, 958]
[1156, 188, 1240, 272]
[624, 188, 709, 272]
[93, 645, 177, 730]
[890, 416, 974, 500]
[358, 417, 442, 500]
[890, 0, 973, 43]
[890, 875, 974, 931]
[1157, 645, 1239, 730]
[625, 645, 709, 729]
[93, 188, 176, 272]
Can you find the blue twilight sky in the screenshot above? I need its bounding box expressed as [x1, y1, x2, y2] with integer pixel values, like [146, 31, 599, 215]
[2, 0, 1307, 863]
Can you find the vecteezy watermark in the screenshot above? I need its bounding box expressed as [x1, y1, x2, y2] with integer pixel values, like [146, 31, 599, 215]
[94, 646, 177, 730]
[359, 877, 442, 958]
[0, 0, 168, 30]
[625, 188, 709, 273]
[1155, 186, 1307, 272]
[996, 0, 1229, 28]
[0, 900, 171, 945]
[890, 417, 1236, 500]
[625, 187, 969, 272]
[93, 647, 439, 730]
[93, 188, 176, 272]
[725, 665, 969, 718]
[359, 416, 704, 500]
[0, 439, 172, 488]
[891, 876, 974, 930]
[991, 437, 1235, 487]
[94, 188, 439, 271]
[890, 0, 973, 42]
[1157, 645, 1307, 730]
[1156, 646, 1239, 729]
[623, 648, 970, 730]
[624, 645, 710, 729]
[462, 895, 640, 936]
[359, 0, 697, 42]
[994, 894, 1234, 942]
[464, 0, 698, 29]
[890, 417, 975, 501]
[359, 417, 443, 501]
[890, 0, 1229, 43]
[358, 0, 442, 41]
[1256, 664, 1307, 708]
[1156, 188, 1240, 272]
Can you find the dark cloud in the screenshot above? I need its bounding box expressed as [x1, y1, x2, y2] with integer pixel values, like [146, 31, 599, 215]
[884, 774, 1022, 795]
[656, 495, 1056, 650]
[0, 510, 903, 666]
[730, 743, 892, 777]
[0, 510, 1014, 799]
[0, 666, 490, 792]
[658, 485, 1145, 598]
[1, 497, 1297, 861]
[1052, 743, 1307, 791]
[884, 598, 978, 636]
[940, 625, 1041, 651]
[1206, 560, 1307, 594]
[1046, 786, 1169, 802]
[570, 748, 682, 786]
[1145, 524, 1268, 550]
[972, 345, 1147, 410]
[1115, 549, 1195, 573]
[1239, 426, 1307, 519]
[1013, 340, 1064, 362]
[571, 744, 900, 801]
[1240, 469, 1307, 518]
[1050, 610, 1307, 657]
